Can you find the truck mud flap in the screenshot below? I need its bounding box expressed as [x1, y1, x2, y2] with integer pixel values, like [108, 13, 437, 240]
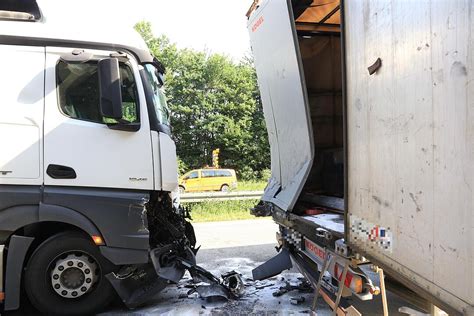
[106, 264, 168, 309]
[252, 248, 293, 281]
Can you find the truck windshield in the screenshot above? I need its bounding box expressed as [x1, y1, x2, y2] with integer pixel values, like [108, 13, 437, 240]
[143, 63, 170, 126]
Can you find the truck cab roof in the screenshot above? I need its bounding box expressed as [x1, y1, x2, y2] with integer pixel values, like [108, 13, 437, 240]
[0, 1, 153, 63]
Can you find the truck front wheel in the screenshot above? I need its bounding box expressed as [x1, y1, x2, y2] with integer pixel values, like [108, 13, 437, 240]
[24, 231, 117, 316]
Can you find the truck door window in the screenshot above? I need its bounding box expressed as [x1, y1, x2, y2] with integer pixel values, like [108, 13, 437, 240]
[143, 63, 170, 126]
[57, 60, 139, 124]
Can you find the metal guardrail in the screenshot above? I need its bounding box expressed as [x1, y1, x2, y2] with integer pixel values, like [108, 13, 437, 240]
[180, 191, 264, 202]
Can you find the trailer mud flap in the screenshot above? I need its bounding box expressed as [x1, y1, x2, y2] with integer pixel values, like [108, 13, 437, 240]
[252, 248, 293, 281]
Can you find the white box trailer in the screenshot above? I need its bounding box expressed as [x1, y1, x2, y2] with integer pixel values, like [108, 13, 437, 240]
[247, 0, 474, 315]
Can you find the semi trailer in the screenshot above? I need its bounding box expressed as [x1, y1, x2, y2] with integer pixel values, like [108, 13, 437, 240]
[0, 1, 198, 315]
[247, 0, 474, 315]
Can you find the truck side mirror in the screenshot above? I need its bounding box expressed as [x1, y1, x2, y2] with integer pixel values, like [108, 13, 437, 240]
[98, 58, 123, 119]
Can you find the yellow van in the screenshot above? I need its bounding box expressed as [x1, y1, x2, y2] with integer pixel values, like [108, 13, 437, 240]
[179, 168, 237, 193]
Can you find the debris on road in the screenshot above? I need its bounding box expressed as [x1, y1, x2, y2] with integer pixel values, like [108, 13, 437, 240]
[222, 271, 245, 297]
[290, 296, 306, 305]
[255, 282, 274, 290]
[99, 261, 319, 315]
[272, 279, 313, 297]
[182, 261, 245, 302]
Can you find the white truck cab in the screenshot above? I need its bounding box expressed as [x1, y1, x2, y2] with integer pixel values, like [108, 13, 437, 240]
[0, 2, 196, 315]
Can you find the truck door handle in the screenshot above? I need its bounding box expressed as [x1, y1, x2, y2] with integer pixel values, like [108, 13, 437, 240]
[46, 164, 77, 179]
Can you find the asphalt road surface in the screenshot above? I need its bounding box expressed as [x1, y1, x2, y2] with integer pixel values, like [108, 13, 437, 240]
[11, 219, 426, 315]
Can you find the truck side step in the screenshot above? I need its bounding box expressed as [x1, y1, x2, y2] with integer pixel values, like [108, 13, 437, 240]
[252, 248, 292, 281]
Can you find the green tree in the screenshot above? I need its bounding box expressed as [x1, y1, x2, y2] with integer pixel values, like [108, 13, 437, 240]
[135, 21, 270, 180]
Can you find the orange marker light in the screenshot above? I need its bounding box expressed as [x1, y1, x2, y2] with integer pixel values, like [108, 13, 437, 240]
[0, 292, 4, 301]
[354, 278, 363, 294]
[91, 235, 104, 245]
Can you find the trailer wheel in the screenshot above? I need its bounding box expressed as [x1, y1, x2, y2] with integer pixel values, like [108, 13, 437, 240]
[220, 184, 229, 192]
[24, 231, 116, 316]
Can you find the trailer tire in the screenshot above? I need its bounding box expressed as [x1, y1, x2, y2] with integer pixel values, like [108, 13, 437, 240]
[220, 184, 229, 192]
[24, 231, 117, 316]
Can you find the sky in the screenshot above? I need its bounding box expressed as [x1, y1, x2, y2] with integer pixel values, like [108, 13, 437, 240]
[39, 0, 253, 61]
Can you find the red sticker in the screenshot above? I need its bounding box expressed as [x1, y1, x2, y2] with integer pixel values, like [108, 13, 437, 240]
[252, 16, 264, 32]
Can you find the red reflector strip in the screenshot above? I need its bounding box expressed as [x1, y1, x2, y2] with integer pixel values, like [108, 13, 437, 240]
[334, 263, 354, 288]
[303, 238, 364, 294]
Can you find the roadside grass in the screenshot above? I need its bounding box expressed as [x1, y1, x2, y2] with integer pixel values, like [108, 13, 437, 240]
[186, 199, 270, 222]
[235, 180, 267, 191]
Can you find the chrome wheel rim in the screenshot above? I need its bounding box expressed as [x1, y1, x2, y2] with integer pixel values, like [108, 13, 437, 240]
[50, 253, 98, 299]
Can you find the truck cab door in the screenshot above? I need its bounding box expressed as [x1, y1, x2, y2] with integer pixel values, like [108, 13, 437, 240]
[247, 0, 314, 211]
[0, 45, 44, 186]
[43, 48, 154, 191]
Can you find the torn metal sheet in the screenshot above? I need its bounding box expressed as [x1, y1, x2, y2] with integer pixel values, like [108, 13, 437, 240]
[107, 191, 248, 310]
[183, 260, 246, 301]
[194, 283, 229, 302]
[107, 192, 200, 310]
[252, 248, 293, 281]
[250, 200, 274, 217]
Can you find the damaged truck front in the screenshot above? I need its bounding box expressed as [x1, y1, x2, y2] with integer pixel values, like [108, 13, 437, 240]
[0, 3, 198, 315]
[248, 1, 474, 315]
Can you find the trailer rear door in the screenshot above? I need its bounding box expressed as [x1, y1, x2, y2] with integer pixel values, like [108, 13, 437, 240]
[247, 0, 314, 211]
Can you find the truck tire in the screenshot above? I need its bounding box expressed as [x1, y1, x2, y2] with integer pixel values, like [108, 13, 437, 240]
[24, 231, 117, 316]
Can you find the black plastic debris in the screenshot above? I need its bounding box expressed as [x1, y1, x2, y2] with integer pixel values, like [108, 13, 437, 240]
[222, 271, 245, 297]
[150, 245, 195, 283]
[106, 264, 168, 309]
[290, 296, 306, 305]
[272, 280, 312, 297]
